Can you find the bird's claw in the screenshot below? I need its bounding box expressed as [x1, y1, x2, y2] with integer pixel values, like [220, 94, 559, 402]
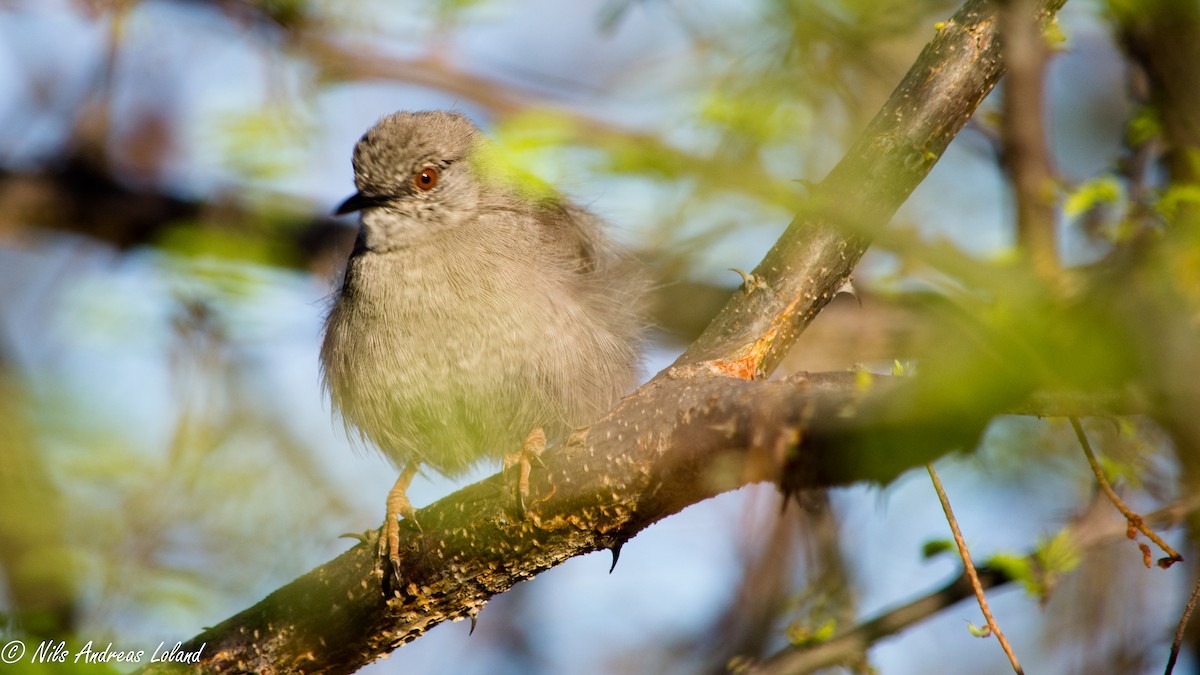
[504, 427, 548, 517]
[378, 462, 421, 591]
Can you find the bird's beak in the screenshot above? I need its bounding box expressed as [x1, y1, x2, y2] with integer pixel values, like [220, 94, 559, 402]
[335, 191, 389, 215]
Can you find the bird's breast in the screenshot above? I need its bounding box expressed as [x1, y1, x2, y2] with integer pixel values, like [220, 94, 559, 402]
[322, 238, 592, 473]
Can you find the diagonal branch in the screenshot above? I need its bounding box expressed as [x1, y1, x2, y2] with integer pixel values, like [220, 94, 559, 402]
[138, 0, 1068, 672]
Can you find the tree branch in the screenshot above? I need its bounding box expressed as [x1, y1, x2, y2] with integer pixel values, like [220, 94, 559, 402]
[145, 371, 1109, 674]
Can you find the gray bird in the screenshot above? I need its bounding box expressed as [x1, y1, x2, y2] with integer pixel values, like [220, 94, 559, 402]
[321, 111, 644, 569]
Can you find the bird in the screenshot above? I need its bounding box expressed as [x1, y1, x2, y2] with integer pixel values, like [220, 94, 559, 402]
[320, 110, 644, 572]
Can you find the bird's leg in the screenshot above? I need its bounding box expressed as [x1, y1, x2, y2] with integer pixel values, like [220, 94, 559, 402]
[380, 461, 420, 571]
[503, 427, 547, 515]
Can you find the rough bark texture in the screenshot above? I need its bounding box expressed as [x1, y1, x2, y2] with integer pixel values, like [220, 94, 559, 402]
[138, 0, 1070, 672]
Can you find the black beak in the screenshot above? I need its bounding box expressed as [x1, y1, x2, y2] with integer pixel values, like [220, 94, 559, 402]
[334, 191, 389, 216]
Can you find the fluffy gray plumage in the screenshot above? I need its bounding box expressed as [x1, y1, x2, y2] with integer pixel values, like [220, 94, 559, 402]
[321, 111, 644, 478]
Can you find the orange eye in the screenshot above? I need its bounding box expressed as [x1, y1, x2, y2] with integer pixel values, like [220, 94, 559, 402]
[414, 166, 439, 191]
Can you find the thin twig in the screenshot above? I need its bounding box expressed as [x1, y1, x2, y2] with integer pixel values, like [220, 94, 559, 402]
[1069, 417, 1183, 568]
[1165, 574, 1200, 675]
[927, 464, 1024, 675]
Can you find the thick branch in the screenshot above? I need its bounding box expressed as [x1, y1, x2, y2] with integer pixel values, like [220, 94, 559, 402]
[141, 371, 1120, 674]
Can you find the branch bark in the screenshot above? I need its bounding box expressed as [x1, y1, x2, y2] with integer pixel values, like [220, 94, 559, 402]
[144, 371, 1104, 674]
[138, 0, 1069, 672]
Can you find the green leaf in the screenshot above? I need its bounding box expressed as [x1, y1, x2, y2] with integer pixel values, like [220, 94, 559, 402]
[1043, 17, 1069, 50]
[1063, 176, 1122, 218]
[1126, 105, 1162, 147]
[1035, 529, 1081, 578]
[786, 618, 837, 647]
[988, 530, 1081, 604]
[1157, 183, 1200, 222]
[966, 621, 992, 638]
[987, 552, 1034, 591]
[921, 539, 956, 559]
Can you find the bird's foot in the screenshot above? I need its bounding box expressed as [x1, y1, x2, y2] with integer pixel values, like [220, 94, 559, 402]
[503, 427, 548, 517]
[378, 462, 421, 587]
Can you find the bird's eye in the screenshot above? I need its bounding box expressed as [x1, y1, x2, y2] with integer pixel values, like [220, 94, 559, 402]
[413, 166, 439, 191]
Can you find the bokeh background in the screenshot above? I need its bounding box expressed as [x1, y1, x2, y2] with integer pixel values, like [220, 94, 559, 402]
[0, 0, 1196, 673]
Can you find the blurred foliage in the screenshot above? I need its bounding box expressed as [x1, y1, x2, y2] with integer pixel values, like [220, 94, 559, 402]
[785, 616, 837, 647]
[0, 372, 77, 640]
[213, 106, 318, 184]
[1063, 175, 1122, 219]
[988, 529, 1082, 604]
